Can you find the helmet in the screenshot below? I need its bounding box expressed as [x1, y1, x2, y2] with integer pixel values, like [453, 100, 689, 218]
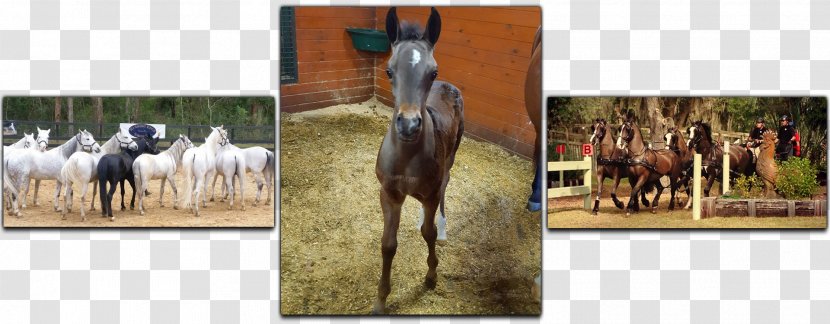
[780, 115, 790, 121]
[756, 118, 765, 123]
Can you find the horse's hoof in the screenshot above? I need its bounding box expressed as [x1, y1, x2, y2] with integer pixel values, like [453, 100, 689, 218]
[110, 217, 115, 222]
[173, 206, 179, 210]
[210, 197, 214, 202]
[526, 201, 541, 212]
[241, 206, 246, 211]
[140, 211, 145, 216]
[614, 201, 624, 209]
[591, 210, 598, 216]
[121, 207, 126, 211]
[651, 209, 657, 214]
[371, 302, 385, 315]
[81, 217, 86, 222]
[424, 276, 437, 289]
[61, 215, 67, 220]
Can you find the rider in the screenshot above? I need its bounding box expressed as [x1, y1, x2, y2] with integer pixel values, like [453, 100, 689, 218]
[777, 115, 796, 161]
[791, 120, 802, 158]
[746, 117, 767, 163]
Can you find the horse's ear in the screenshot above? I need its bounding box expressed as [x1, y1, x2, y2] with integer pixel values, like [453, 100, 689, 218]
[423, 7, 441, 46]
[385, 7, 399, 44]
[37, 126, 41, 132]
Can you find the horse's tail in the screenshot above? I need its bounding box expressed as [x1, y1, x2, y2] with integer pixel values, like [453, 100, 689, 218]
[98, 161, 109, 206]
[531, 25, 542, 54]
[265, 150, 274, 181]
[3, 159, 18, 198]
[181, 151, 195, 209]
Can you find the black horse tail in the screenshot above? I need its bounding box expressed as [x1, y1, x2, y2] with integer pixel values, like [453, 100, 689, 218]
[98, 162, 109, 211]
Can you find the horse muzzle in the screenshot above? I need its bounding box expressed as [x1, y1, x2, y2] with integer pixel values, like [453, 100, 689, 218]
[396, 115, 422, 142]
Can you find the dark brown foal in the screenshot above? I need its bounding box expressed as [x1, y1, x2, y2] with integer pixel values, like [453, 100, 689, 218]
[373, 7, 464, 314]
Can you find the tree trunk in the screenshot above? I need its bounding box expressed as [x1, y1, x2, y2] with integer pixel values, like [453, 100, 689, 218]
[132, 97, 141, 122]
[646, 97, 670, 149]
[54, 97, 61, 122]
[94, 97, 103, 134]
[67, 98, 74, 134]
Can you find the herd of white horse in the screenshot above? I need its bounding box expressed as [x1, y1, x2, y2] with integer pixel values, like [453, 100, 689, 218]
[2, 125, 274, 221]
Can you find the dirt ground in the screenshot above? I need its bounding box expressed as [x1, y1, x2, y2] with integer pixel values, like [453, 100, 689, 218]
[3, 171, 275, 227]
[548, 179, 827, 229]
[280, 98, 542, 315]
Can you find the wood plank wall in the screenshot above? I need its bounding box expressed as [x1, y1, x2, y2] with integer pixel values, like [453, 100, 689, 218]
[280, 7, 541, 158]
[374, 7, 541, 158]
[280, 7, 377, 113]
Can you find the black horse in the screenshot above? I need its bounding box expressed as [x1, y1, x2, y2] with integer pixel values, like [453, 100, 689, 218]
[97, 136, 160, 220]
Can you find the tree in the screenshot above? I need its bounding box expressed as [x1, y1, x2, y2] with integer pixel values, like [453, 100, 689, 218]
[67, 97, 74, 134]
[94, 97, 103, 134]
[54, 97, 61, 122]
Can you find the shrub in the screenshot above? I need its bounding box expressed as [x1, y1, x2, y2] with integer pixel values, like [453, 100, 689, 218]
[775, 157, 819, 199]
[732, 174, 765, 199]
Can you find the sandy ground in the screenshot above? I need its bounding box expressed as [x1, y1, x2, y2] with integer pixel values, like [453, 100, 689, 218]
[4, 171, 275, 227]
[548, 179, 827, 229]
[280, 99, 542, 315]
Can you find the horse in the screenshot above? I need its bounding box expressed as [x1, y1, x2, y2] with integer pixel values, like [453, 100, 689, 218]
[96, 135, 160, 221]
[212, 141, 247, 211]
[665, 126, 696, 209]
[524, 25, 543, 212]
[5, 130, 97, 212]
[4, 160, 21, 217]
[132, 135, 194, 216]
[617, 118, 682, 215]
[372, 7, 464, 314]
[687, 121, 753, 196]
[25, 127, 54, 205]
[589, 119, 651, 214]
[180, 126, 229, 217]
[4, 132, 36, 150]
[60, 132, 138, 221]
[209, 144, 275, 206]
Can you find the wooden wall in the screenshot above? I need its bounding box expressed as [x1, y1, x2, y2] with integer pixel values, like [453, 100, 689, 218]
[281, 7, 541, 158]
[374, 7, 541, 158]
[280, 7, 377, 113]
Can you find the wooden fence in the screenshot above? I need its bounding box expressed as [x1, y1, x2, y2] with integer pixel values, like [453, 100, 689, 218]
[547, 156, 592, 209]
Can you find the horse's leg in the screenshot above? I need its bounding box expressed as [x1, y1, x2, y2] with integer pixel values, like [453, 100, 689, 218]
[79, 181, 89, 221]
[128, 176, 137, 210]
[592, 172, 605, 215]
[158, 176, 166, 207]
[20, 178, 30, 208]
[237, 172, 245, 211]
[61, 181, 71, 220]
[225, 172, 234, 210]
[167, 174, 179, 211]
[420, 197, 440, 289]
[33, 179, 41, 206]
[704, 168, 716, 197]
[107, 179, 118, 221]
[209, 172, 218, 202]
[626, 175, 647, 216]
[372, 189, 403, 315]
[119, 179, 126, 211]
[640, 188, 650, 207]
[90, 181, 97, 211]
[265, 169, 273, 205]
[610, 173, 624, 209]
[52, 180, 62, 212]
[202, 171, 212, 208]
[137, 174, 147, 216]
[651, 179, 664, 214]
[253, 172, 264, 207]
[526, 158, 542, 212]
[668, 176, 678, 211]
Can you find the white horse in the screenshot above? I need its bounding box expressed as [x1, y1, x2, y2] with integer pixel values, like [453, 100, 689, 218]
[60, 132, 137, 221]
[209, 144, 274, 206]
[13, 127, 53, 207]
[5, 132, 36, 150]
[132, 135, 194, 216]
[181, 126, 228, 216]
[212, 143, 246, 210]
[6, 130, 97, 212]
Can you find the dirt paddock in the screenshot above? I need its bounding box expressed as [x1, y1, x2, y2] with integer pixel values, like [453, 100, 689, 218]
[3, 171, 275, 227]
[279, 99, 541, 315]
[548, 180, 827, 229]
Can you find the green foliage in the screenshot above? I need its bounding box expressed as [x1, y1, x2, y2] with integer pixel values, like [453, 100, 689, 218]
[732, 174, 765, 199]
[775, 157, 819, 200]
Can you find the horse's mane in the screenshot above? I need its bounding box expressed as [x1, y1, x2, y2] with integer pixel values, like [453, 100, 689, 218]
[58, 136, 79, 159]
[700, 122, 713, 141]
[398, 21, 423, 41]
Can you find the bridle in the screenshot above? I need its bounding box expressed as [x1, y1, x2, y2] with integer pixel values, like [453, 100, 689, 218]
[620, 122, 646, 157]
[688, 125, 703, 150]
[76, 133, 95, 152]
[116, 135, 135, 149]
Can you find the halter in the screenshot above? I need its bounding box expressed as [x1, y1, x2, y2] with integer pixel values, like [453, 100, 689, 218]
[76, 133, 95, 152]
[22, 139, 31, 149]
[116, 135, 134, 149]
[37, 138, 48, 148]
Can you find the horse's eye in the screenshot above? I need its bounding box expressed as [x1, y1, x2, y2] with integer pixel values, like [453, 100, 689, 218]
[430, 70, 438, 80]
[386, 68, 393, 78]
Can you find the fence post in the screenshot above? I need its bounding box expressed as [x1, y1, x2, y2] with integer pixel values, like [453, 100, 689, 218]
[693, 153, 702, 220]
[723, 141, 730, 194]
[583, 156, 592, 210]
[559, 151, 564, 188]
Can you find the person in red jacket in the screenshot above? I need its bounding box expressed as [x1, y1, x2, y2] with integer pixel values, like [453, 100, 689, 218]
[792, 121, 801, 158]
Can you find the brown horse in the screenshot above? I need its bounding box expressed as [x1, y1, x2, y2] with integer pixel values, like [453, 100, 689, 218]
[665, 126, 696, 209]
[373, 7, 464, 314]
[618, 118, 682, 215]
[590, 119, 650, 214]
[687, 121, 754, 196]
[524, 26, 542, 211]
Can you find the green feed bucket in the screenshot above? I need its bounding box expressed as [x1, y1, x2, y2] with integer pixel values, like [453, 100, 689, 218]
[346, 28, 390, 53]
